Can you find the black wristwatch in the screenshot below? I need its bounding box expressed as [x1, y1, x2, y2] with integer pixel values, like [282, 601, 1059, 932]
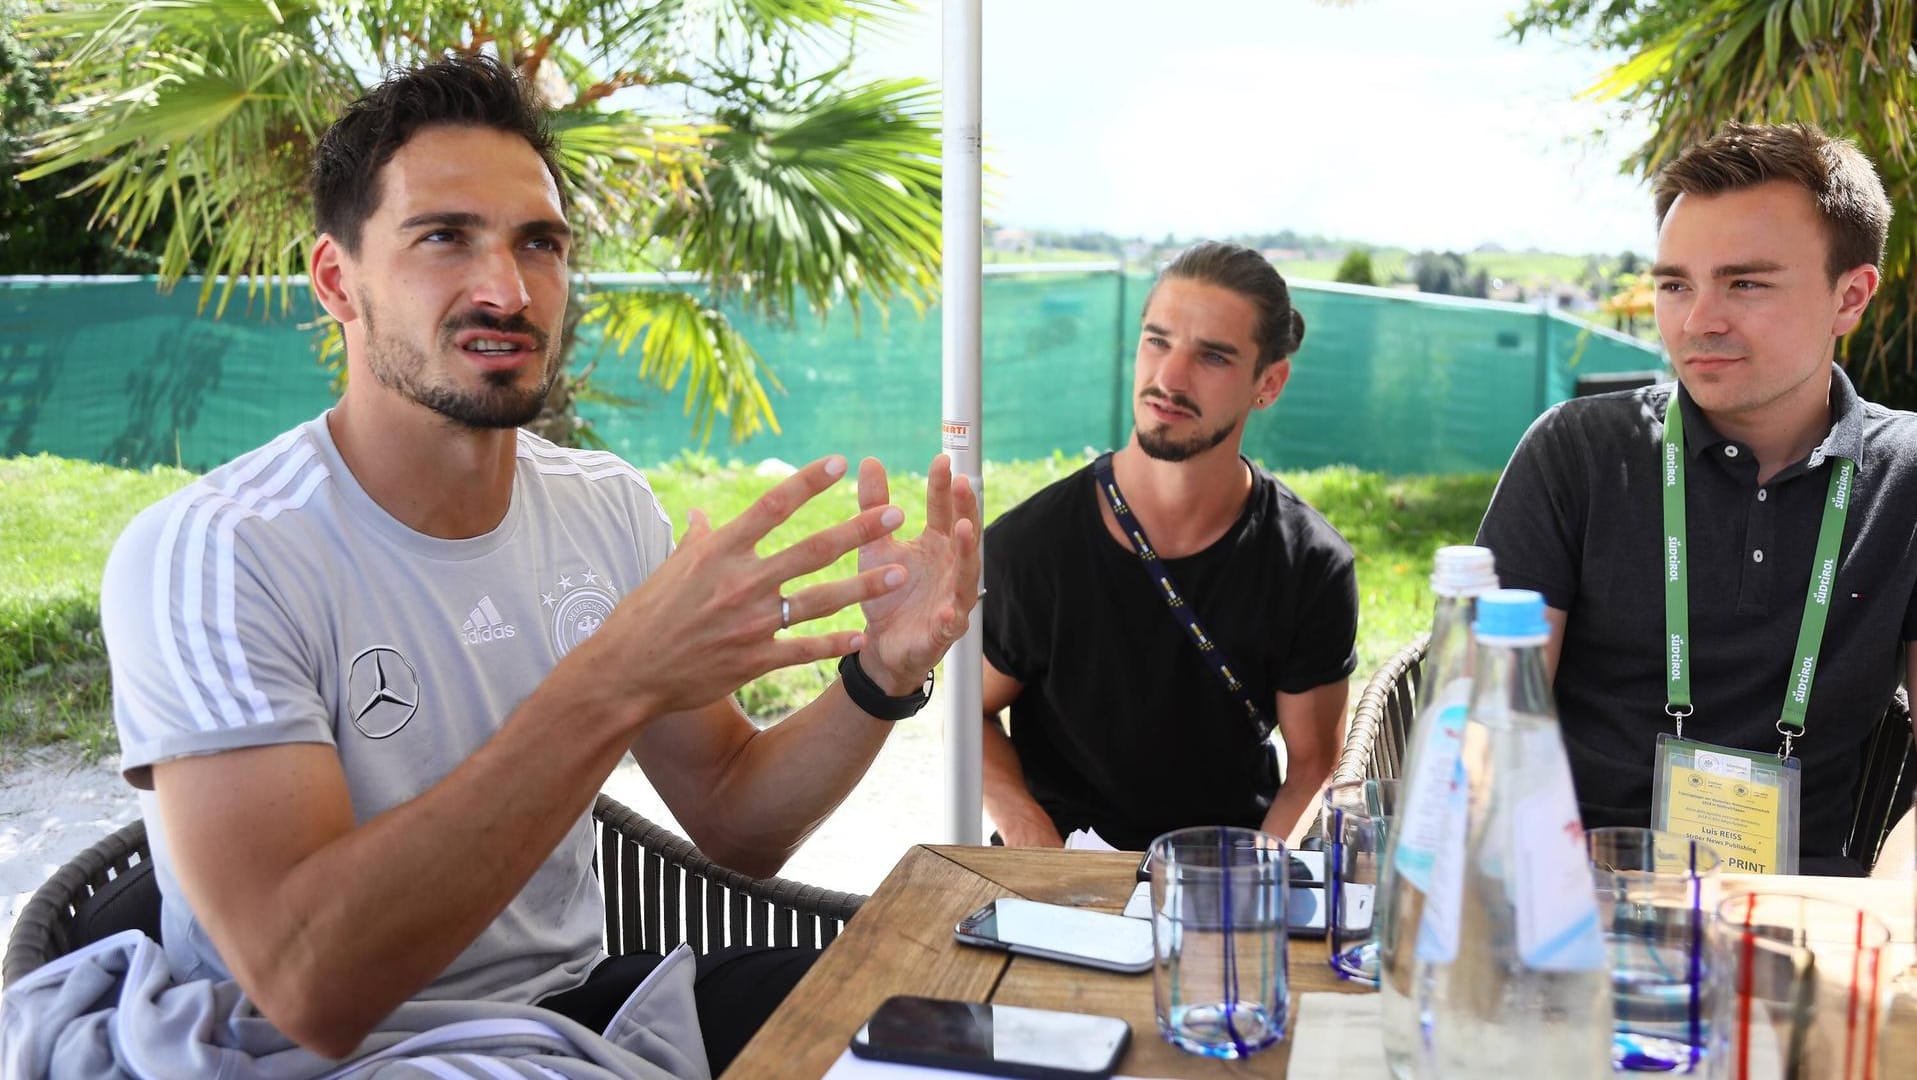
[839, 651, 934, 721]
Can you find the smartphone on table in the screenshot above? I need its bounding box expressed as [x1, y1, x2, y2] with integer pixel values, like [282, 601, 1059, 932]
[1127, 847, 1334, 936]
[953, 897, 1154, 973]
[849, 994, 1131, 1080]
[1134, 844, 1326, 884]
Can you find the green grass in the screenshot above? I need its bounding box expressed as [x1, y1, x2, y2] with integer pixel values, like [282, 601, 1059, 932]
[1273, 251, 1411, 285]
[1, 452, 1497, 758]
[1286, 467, 1500, 672]
[1467, 251, 1595, 286]
[0, 456, 198, 758]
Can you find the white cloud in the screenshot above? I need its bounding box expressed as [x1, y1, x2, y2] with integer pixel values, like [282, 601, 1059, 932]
[852, 0, 1658, 253]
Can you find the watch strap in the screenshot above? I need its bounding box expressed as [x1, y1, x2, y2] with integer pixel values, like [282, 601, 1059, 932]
[839, 651, 933, 721]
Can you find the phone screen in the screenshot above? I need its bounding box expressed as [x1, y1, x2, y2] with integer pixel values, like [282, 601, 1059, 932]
[852, 995, 1130, 1076]
[1136, 847, 1327, 884]
[1122, 879, 1333, 934]
[963, 898, 1154, 968]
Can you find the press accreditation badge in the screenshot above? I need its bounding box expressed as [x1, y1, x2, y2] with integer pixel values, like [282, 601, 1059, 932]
[1650, 734, 1801, 875]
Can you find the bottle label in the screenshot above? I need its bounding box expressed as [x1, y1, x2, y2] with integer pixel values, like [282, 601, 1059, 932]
[1414, 755, 1468, 964]
[1394, 682, 1472, 892]
[1512, 729, 1603, 971]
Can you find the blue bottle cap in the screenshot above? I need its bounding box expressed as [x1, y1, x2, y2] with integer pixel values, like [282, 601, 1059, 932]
[1473, 588, 1549, 640]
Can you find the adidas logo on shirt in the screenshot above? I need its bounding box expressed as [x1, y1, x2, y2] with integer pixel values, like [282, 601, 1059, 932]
[461, 595, 517, 645]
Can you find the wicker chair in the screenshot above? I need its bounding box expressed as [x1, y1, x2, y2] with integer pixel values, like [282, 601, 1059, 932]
[1325, 636, 1916, 874]
[4, 793, 865, 988]
[1329, 634, 1427, 788]
[1849, 691, 1915, 873]
[589, 795, 864, 957]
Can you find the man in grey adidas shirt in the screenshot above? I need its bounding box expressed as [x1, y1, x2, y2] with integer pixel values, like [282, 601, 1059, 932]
[99, 55, 979, 1067]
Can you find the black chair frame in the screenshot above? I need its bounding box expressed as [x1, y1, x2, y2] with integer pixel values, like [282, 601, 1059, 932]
[4, 793, 865, 987]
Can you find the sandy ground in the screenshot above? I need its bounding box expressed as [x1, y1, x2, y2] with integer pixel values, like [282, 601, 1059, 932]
[0, 693, 986, 987]
[0, 747, 147, 961]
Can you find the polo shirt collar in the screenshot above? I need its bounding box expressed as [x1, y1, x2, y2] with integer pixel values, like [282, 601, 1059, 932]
[1671, 362, 1863, 468]
[1672, 382, 1729, 461]
[1810, 363, 1864, 468]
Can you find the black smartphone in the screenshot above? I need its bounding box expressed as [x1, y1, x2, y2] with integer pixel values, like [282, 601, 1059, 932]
[1121, 878, 1335, 937]
[1129, 847, 1331, 937]
[849, 995, 1131, 1080]
[1134, 845, 1326, 884]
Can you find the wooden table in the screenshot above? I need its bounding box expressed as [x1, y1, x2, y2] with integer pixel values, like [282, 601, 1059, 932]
[726, 846, 1366, 1079]
[723, 846, 1917, 1079]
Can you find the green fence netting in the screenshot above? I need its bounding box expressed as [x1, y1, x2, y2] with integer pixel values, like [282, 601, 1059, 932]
[0, 270, 1661, 475]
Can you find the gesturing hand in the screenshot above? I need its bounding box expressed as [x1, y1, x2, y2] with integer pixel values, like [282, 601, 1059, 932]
[564, 455, 912, 724]
[852, 455, 983, 694]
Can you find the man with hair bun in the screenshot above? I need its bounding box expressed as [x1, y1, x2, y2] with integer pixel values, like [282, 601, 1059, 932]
[1479, 122, 1917, 875]
[980, 240, 1359, 851]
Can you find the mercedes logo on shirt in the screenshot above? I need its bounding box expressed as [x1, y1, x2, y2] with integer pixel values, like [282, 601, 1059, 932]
[347, 646, 420, 739]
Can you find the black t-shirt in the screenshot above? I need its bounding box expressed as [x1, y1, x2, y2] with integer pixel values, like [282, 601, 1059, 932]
[1478, 367, 1917, 867]
[982, 458, 1359, 851]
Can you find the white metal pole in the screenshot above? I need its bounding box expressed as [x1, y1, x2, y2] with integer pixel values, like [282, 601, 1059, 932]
[940, 0, 984, 845]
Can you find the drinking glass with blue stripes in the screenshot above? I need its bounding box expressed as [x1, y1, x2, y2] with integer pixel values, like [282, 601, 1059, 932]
[1588, 827, 1721, 1073]
[1149, 826, 1290, 1059]
[1325, 777, 1398, 985]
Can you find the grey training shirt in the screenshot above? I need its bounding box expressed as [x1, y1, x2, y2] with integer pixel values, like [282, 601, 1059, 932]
[101, 413, 675, 1003]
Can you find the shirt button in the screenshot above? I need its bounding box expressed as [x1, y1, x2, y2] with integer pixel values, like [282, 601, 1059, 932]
[1757, 489, 1768, 502]
[1725, 446, 1740, 458]
[1753, 549, 1765, 563]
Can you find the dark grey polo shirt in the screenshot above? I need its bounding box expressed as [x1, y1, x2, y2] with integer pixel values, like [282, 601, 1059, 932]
[1478, 364, 1917, 867]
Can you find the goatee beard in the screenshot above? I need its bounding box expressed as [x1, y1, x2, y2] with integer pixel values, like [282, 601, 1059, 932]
[361, 298, 560, 430]
[1135, 407, 1238, 462]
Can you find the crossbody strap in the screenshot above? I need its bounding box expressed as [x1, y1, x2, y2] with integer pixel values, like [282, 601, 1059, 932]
[1092, 453, 1272, 740]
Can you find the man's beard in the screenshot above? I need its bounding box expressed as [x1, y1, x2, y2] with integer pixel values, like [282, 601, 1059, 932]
[1135, 392, 1240, 462]
[361, 297, 560, 430]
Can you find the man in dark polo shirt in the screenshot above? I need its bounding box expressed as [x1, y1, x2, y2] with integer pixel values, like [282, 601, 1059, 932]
[1479, 122, 1917, 875]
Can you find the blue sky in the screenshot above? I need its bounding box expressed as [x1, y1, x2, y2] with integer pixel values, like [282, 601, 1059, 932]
[847, 0, 1656, 255]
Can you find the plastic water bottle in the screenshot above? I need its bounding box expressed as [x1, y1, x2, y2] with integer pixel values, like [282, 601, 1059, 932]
[1416, 589, 1611, 1079]
[1377, 547, 1498, 1079]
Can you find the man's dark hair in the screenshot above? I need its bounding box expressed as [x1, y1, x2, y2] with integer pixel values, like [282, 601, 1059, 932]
[310, 53, 563, 253]
[1653, 121, 1891, 282]
[1148, 241, 1306, 372]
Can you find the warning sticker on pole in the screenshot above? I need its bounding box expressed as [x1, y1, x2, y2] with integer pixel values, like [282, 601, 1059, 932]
[941, 419, 971, 452]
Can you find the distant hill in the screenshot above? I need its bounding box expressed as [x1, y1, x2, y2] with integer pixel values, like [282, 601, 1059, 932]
[981, 227, 1659, 341]
[982, 227, 1642, 286]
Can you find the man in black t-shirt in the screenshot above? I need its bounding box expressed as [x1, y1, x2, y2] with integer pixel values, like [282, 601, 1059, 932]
[1478, 123, 1917, 874]
[980, 242, 1359, 851]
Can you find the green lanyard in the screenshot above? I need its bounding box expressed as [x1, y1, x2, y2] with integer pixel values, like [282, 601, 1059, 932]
[1662, 396, 1852, 757]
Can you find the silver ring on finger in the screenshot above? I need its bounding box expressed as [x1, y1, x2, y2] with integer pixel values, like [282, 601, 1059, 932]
[779, 595, 792, 631]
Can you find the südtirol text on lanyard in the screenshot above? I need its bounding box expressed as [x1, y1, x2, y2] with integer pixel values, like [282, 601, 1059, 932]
[1648, 392, 1852, 876]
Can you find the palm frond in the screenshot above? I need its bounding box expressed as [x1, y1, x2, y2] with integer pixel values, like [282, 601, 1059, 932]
[547, 108, 715, 239]
[716, 0, 905, 39]
[576, 286, 782, 443]
[17, 0, 944, 443]
[23, 9, 349, 312]
[654, 76, 941, 323]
